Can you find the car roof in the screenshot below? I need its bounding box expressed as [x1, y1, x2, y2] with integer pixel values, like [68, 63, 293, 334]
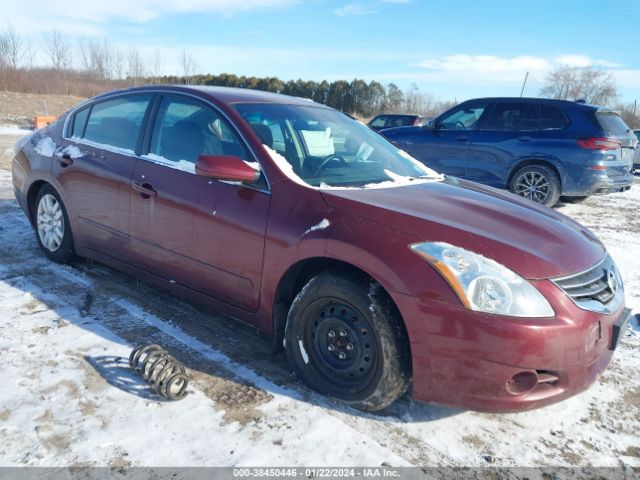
[91, 85, 324, 107]
[460, 97, 603, 110]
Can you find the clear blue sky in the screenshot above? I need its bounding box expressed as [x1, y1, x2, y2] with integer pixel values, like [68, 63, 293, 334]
[4, 0, 639, 103]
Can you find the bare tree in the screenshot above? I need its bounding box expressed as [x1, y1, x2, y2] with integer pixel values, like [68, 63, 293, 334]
[111, 47, 125, 80]
[150, 49, 162, 82]
[180, 49, 197, 85]
[77, 37, 113, 79]
[541, 65, 618, 105]
[43, 31, 72, 70]
[127, 47, 146, 85]
[4, 23, 23, 69]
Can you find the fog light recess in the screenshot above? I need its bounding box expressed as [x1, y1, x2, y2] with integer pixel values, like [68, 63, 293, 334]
[506, 371, 538, 395]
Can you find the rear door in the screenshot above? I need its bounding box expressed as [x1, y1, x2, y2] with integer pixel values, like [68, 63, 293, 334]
[55, 94, 154, 259]
[130, 93, 270, 311]
[467, 101, 540, 188]
[405, 102, 489, 177]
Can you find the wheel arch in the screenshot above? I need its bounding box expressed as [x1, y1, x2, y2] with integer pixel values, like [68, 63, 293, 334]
[26, 180, 49, 225]
[272, 257, 412, 372]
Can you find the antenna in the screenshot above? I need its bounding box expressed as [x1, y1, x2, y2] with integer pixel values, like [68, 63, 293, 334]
[520, 72, 529, 97]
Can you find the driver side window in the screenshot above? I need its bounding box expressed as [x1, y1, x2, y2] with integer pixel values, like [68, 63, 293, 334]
[149, 96, 250, 166]
[438, 103, 488, 131]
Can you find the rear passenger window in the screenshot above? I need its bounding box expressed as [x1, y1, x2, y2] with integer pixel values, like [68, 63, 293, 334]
[83, 95, 152, 152]
[484, 102, 538, 131]
[71, 107, 90, 138]
[540, 105, 569, 130]
[369, 116, 387, 128]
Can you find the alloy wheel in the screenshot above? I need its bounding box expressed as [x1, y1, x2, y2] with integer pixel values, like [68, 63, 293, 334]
[37, 193, 65, 252]
[514, 171, 550, 203]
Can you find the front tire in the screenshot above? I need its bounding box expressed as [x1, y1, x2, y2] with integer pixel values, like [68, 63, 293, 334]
[509, 165, 560, 207]
[284, 271, 411, 411]
[34, 184, 75, 263]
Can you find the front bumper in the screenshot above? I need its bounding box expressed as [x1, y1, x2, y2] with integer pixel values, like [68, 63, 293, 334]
[393, 280, 629, 412]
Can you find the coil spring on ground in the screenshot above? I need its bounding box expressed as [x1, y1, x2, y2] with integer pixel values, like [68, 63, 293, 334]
[129, 344, 189, 400]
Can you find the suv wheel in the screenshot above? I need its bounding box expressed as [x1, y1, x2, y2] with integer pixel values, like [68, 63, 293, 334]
[284, 271, 411, 411]
[510, 165, 560, 207]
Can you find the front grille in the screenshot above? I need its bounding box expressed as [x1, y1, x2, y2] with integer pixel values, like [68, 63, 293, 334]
[554, 256, 617, 306]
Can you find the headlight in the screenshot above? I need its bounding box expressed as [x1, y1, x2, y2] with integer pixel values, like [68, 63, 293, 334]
[410, 242, 554, 317]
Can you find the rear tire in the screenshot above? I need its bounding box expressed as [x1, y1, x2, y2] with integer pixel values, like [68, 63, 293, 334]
[284, 271, 411, 411]
[509, 165, 560, 207]
[34, 184, 75, 264]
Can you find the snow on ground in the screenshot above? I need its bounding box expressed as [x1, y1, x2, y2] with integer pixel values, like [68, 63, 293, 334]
[0, 125, 32, 136]
[0, 128, 639, 468]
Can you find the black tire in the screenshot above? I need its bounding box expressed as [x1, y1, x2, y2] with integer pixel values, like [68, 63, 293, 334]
[509, 164, 560, 207]
[34, 184, 75, 263]
[561, 196, 589, 204]
[284, 271, 411, 411]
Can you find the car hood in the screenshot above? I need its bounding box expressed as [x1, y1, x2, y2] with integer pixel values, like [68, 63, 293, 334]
[320, 177, 605, 279]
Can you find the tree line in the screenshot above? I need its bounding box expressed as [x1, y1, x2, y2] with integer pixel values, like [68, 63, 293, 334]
[0, 25, 453, 118]
[0, 24, 637, 127]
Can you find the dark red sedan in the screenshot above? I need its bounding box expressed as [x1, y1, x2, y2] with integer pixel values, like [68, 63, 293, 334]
[12, 86, 631, 412]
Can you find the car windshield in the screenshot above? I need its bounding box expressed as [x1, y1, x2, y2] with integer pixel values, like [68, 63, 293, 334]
[234, 103, 440, 188]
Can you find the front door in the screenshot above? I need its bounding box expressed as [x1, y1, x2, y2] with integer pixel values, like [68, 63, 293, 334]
[407, 102, 489, 177]
[129, 94, 269, 312]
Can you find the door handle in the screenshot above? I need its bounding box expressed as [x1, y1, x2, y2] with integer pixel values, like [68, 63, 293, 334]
[132, 181, 157, 199]
[518, 136, 532, 142]
[54, 153, 74, 167]
[456, 135, 468, 141]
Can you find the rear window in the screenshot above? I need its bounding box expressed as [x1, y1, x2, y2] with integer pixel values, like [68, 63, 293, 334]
[385, 116, 417, 128]
[539, 105, 569, 130]
[369, 116, 387, 128]
[596, 112, 630, 136]
[71, 107, 90, 138]
[82, 95, 152, 151]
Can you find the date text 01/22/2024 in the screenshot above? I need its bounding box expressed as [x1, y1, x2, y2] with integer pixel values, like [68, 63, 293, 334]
[232, 468, 400, 478]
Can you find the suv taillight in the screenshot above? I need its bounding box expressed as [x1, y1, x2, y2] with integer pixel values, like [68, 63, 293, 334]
[577, 138, 621, 150]
[413, 118, 420, 126]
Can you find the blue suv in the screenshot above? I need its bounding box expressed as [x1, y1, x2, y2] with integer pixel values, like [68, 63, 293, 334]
[381, 98, 636, 207]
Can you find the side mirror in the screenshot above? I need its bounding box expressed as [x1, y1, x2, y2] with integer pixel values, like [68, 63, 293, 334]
[426, 119, 435, 129]
[195, 155, 260, 183]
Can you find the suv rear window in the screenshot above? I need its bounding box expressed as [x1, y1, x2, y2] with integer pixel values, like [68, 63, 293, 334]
[596, 112, 631, 136]
[539, 105, 569, 130]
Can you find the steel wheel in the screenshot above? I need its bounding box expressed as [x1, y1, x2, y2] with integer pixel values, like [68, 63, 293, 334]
[514, 171, 551, 203]
[305, 300, 378, 389]
[284, 272, 411, 411]
[37, 193, 65, 252]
